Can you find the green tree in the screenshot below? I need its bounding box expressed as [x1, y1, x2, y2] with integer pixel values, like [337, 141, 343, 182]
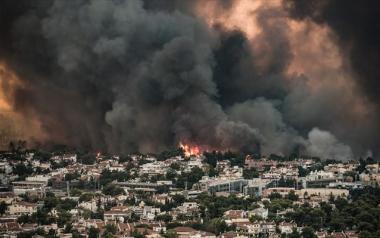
[58, 199, 77, 211]
[0, 202, 8, 215]
[208, 165, 218, 177]
[33, 150, 52, 162]
[80, 154, 96, 165]
[119, 155, 132, 163]
[131, 231, 145, 238]
[166, 169, 177, 181]
[57, 211, 72, 227]
[359, 231, 372, 238]
[44, 195, 59, 211]
[343, 171, 357, 181]
[64, 223, 73, 233]
[176, 167, 204, 189]
[88, 227, 100, 238]
[72, 230, 82, 238]
[17, 231, 36, 238]
[170, 163, 180, 170]
[288, 228, 301, 238]
[13, 163, 34, 179]
[172, 194, 185, 206]
[205, 218, 227, 235]
[46, 228, 57, 238]
[158, 148, 184, 161]
[203, 151, 221, 167]
[155, 214, 173, 223]
[333, 197, 348, 211]
[243, 168, 259, 179]
[188, 167, 204, 184]
[286, 191, 299, 201]
[269, 192, 282, 200]
[102, 184, 125, 196]
[65, 172, 80, 181]
[163, 230, 178, 238]
[298, 166, 310, 177]
[103, 224, 117, 238]
[301, 227, 317, 238]
[99, 170, 130, 186]
[79, 193, 94, 202]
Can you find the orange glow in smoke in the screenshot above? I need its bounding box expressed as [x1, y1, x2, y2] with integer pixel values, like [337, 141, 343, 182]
[0, 63, 20, 111]
[195, 0, 376, 136]
[179, 142, 201, 157]
[0, 62, 46, 148]
[197, 0, 259, 39]
[197, 0, 282, 39]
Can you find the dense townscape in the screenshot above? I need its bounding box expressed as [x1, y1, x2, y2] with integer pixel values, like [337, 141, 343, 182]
[1, 1, 380, 238]
[0, 144, 379, 238]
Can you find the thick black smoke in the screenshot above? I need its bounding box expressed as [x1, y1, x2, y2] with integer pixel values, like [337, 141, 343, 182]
[0, 0, 376, 159]
[285, 0, 380, 156]
[1, 0, 260, 153]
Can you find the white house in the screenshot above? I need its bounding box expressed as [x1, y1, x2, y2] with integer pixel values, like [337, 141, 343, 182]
[249, 208, 268, 219]
[8, 202, 38, 215]
[278, 221, 296, 234]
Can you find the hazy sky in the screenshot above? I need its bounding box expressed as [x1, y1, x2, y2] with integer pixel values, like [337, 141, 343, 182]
[0, 0, 379, 160]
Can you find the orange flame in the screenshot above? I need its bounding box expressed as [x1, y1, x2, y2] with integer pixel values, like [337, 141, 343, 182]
[179, 142, 201, 157]
[0, 63, 20, 111]
[0, 62, 46, 149]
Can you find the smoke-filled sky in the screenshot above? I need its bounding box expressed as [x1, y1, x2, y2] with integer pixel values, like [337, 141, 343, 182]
[0, 0, 379, 160]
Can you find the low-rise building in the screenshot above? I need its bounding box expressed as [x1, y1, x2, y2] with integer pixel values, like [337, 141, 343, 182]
[12, 181, 46, 196]
[104, 206, 131, 222]
[263, 187, 295, 198]
[8, 202, 37, 215]
[249, 208, 268, 219]
[296, 188, 349, 201]
[278, 221, 296, 234]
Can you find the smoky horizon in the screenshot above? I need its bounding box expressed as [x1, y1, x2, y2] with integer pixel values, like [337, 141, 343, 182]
[0, 0, 380, 160]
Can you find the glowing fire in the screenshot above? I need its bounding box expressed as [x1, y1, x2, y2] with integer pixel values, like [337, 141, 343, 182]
[0, 63, 20, 111]
[0, 62, 47, 147]
[196, 0, 284, 40]
[179, 142, 201, 157]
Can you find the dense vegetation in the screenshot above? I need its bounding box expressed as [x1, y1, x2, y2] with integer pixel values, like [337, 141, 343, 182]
[281, 188, 380, 238]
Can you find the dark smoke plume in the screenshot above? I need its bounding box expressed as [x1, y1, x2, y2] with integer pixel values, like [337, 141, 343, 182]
[285, 0, 380, 156]
[0, 0, 378, 160]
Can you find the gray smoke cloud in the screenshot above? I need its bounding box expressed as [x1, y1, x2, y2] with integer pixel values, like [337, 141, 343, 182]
[0, 0, 377, 160]
[305, 128, 354, 161]
[227, 98, 303, 156]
